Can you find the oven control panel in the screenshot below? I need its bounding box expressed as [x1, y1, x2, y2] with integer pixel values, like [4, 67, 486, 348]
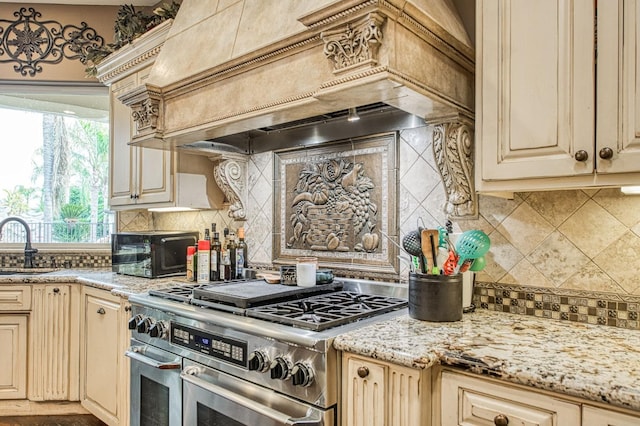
[171, 324, 247, 368]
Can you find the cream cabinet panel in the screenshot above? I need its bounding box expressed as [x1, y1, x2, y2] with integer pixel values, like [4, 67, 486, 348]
[80, 287, 129, 426]
[583, 405, 640, 426]
[0, 285, 31, 310]
[109, 73, 137, 207]
[108, 67, 172, 209]
[29, 284, 80, 401]
[0, 315, 27, 399]
[440, 370, 580, 426]
[477, 0, 595, 181]
[342, 353, 428, 426]
[597, 0, 640, 175]
[343, 354, 386, 426]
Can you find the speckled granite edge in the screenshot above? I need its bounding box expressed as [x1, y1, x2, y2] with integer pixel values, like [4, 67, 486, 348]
[333, 310, 640, 412]
[0, 269, 187, 298]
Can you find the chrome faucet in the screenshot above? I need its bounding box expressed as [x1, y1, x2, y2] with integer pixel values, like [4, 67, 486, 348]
[0, 217, 38, 268]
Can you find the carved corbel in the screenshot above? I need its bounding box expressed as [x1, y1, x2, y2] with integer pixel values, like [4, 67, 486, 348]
[117, 84, 163, 138]
[430, 115, 477, 219]
[210, 153, 248, 221]
[320, 12, 385, 74]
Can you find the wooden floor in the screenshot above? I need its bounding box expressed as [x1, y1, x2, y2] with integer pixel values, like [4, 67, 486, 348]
[0, 415, 106, 426]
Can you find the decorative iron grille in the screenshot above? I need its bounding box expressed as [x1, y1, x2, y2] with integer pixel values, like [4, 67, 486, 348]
[0, 7, 104, 76]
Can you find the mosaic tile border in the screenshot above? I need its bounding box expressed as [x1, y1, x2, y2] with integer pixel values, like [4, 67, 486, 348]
[0, 252, 111, 269]
[473, 281, 640, 330]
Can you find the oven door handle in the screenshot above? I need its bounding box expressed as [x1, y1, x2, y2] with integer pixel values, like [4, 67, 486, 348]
[125, 346, 181, 370]
[181, 367, 322, 426]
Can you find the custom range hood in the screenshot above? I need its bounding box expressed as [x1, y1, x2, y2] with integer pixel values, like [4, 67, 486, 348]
[119, 0, 477, 218]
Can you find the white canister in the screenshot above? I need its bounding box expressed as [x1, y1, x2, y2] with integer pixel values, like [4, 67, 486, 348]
[296, 257, 317, 287]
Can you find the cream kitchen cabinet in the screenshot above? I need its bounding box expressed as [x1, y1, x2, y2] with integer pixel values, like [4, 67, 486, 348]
[476, 0, 640, 192]
[80, 286, 130, 426]
[341, 353, 430, 426]
[98, 20, 224, 211]
[0, 285, 30, 400]
[109, 67, 173, 209]
[440, 370, 581, 425]
[28, 284, 80, 401]
[583, 405, 640, 426]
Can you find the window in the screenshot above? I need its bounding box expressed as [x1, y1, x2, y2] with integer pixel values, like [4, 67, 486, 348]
[0, 83, 114, 245]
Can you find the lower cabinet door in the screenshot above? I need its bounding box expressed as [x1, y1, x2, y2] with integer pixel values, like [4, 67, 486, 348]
[0, 315, 27, 399]
[81, 289, 122, 425]
[342, 353, 428, 426]
[343, 355, 387, 426]
[583, 405, 640, 426]
[441, 370, 580, 426]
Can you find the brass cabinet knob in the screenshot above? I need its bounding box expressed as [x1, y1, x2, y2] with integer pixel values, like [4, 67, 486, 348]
[97, 307, 106, 315]
[599, 147, 614, 160]
[574, 150, 588, 162]
[494, 414, 509, 426]
[357, 366, 369, 378]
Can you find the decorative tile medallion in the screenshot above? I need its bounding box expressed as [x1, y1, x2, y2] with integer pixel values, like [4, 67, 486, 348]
[273, 133, 398, 274]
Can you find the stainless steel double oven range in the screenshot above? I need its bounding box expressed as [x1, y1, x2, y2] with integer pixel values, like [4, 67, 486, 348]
[126, 278, 407, 426]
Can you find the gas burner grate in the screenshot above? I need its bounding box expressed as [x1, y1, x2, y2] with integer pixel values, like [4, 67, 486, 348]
[148, 283, 207, 303]
[246, 291, 407, 331]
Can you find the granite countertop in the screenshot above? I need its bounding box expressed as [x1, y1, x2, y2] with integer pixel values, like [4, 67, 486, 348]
[333, 310, 640, 412]
[0, 268, 186, 297]
[5, 270, 639, 412]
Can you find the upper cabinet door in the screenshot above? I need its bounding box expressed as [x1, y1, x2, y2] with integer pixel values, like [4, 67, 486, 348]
[597, 0, 640, 174]
[477, 0, 595, 181]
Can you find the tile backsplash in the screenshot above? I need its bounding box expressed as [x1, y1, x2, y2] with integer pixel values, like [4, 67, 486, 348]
[120, 125, 640, 299]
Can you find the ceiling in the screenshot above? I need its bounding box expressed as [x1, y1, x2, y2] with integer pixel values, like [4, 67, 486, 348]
[14, 1, 159, 5]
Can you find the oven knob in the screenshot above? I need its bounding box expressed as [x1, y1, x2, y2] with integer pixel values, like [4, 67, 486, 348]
[128, 314, 143, 330]
[136, 317, 154, 334]
[248, 350, 270, 373]
[291, 362, 314, 387]
[269, 357, 290, 380]
[149, 321, 167, 338]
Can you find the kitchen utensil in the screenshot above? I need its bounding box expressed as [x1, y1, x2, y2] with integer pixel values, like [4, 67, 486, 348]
[379, 230, 411, 259]
[469, 256, 486, 272]
[443, 249, 458, 275]
[454, 230, 491, 274]
[402, 230, 425, 272]
[445, 219, 453, 234]
[421, 229, 440, 274]
[437, 226, 448, 249]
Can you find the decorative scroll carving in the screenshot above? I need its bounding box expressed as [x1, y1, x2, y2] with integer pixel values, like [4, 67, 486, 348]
[288, 158, 379, 253]
[0, 7, 104, 76]
[321, 12, 384, 73]
[213, 155, 248, 221]
[117, 85, 163, 137]
[131, 98, 159, 132]
[432, 120, 477, 219]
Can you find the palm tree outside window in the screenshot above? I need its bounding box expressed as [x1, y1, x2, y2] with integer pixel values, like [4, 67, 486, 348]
[0, 84, 114, 244]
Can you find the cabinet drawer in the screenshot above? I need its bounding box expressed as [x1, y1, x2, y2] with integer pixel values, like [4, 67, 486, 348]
[583, 405, 640, 426]
[441, 371, 580, 426]
[0, 286, 31, 311]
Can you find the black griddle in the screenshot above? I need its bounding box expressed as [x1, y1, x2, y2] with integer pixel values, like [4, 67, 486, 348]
[191, 279, 343, 308]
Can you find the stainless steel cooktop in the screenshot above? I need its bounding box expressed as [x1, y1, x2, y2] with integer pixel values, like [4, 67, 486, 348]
[148, 279, 407, 332]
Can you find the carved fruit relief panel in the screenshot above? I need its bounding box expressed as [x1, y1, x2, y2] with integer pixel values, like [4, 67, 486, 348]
[274, 134, 398, 274]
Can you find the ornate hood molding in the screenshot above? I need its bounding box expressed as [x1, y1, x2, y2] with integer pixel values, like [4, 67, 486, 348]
[114, 0, 476, 218]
